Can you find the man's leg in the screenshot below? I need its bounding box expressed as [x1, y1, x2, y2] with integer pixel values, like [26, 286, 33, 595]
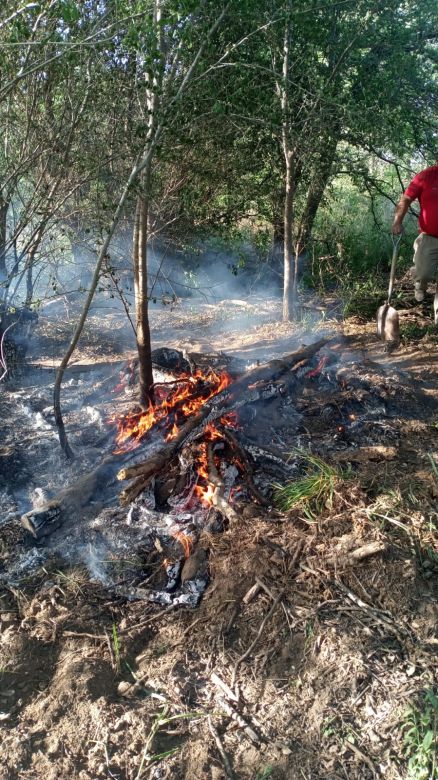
[412, 233, 438, 301]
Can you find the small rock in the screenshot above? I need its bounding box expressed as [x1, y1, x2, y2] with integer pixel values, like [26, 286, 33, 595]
[117, 681, 132, 695]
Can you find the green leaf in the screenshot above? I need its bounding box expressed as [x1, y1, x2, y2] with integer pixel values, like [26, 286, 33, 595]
[422, 730, 434, 751]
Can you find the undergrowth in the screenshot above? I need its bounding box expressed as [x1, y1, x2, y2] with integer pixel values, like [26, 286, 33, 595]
[401, 322, 438, 342]
[402, 689, 438, 780]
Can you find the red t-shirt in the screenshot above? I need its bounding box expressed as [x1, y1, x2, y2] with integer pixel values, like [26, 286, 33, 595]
[405, 165, 438, 237]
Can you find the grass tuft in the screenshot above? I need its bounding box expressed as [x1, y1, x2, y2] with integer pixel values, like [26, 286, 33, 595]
[273, 451, 340, 519]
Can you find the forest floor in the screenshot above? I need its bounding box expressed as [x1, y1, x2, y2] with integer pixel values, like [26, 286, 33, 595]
[0, 292, 437, 780]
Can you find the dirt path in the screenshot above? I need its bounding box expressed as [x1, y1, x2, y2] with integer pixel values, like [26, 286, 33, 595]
[1, 296, 437, 780]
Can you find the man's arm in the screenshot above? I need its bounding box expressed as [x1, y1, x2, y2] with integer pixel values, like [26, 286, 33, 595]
[392, 195, 412, 234]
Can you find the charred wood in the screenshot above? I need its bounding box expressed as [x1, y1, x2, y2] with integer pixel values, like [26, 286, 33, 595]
[206, 441, 240, 525]
[20, 455, 122, 538]
[218, 428, 270, 507]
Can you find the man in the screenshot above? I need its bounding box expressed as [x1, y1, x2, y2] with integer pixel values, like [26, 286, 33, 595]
[392, 162, 438, 305]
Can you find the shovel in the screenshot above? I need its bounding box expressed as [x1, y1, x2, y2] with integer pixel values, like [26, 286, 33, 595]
[377, 234, 401, 345]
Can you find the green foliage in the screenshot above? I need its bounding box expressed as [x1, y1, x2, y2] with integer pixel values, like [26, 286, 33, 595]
[311, 176, 416, 287]
[255, 767, 274, 780]
[402, 689, 438, 780]
[401, 323, 438, 343]
[273, 451, 340, 519]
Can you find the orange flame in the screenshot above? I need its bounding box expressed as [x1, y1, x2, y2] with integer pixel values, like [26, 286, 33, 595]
[112, 369, 232, 452]
[194, 440, 219, 506]
[171, 530, 192, 558]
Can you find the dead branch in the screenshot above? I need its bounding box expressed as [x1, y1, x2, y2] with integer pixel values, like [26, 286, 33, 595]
[217, 698, 262, 746]
[219, 427, 270, 507]
[211, 672, 239, 703]
[208, 715, 235, 780]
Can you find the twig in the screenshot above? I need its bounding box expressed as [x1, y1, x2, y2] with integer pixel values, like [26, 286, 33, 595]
[347, 741, 377, 778]
[254, 577, 276, 601]
[243, 582, 261, 605]
[0, 322, 16, 382]
[291, 538, 305, 568]
[231, 591, 284, 688]
[211, 672, 239, 703]
[208, 715, 235, 780]
[217, 697, 261, 746]
[334, 580, 409, 638]
[63, 630, 107, 640]
[105, 629, 116, 670]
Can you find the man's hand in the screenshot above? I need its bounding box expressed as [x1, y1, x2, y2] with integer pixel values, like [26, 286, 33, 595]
[392, 194, 411, 235]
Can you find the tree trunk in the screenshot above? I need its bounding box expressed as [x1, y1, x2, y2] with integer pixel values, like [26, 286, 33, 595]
[0, 199, 9, 298]
[296, 132, 339, 255]
[133, 187, 155, 409]
[25, 260, 34, 306]
[283, 151, 294, 322]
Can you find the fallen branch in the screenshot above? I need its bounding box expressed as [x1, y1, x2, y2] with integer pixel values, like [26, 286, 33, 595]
[208, 715, 235, 780]
[217, 697, 262, 746]
[206, 441, 240, 524]
[211, 672, 239, 703]
[219, 427, 270, 507]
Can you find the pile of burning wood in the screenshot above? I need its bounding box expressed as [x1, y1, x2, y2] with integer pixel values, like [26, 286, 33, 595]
[17, 337, 413, 604]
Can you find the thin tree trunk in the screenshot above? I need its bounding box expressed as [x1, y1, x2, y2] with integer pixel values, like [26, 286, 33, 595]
[53, 155, 149, 458]
[25, 260, 33, 306]
[0, 199, 9, 297]
[283, 151, 294, 322]
[133, 188, 154, 408]
[296, 132, 339, 255]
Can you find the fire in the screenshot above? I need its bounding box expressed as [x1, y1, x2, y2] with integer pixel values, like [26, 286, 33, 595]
[171, 529, 192, 558]
[194, 440, 218, 506]
[112, 368, 232, 452]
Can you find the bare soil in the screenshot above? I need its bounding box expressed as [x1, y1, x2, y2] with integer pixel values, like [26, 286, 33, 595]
[1, 294, 437, 780]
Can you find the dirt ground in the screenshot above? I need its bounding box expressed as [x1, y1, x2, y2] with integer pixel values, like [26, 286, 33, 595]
[0, 294, 437, 780]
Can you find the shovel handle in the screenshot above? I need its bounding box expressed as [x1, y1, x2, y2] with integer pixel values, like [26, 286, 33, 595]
[387, 234, 401, 303]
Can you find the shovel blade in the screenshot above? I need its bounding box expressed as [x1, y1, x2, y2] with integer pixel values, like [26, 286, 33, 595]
[376, 303, 400, 343]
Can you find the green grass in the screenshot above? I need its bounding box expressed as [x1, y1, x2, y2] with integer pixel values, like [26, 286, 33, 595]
[273, 451, 340, 519]
[402, 689, 438, 780]
[401, 323, 438, 342]
[112, 623, 121, 673]
[255, 768, 274, 780]
[135, 706, 200, 779]
[342, 278, 389, 319]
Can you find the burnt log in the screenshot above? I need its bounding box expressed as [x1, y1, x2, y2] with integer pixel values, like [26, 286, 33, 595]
[20, 455, 123, 539]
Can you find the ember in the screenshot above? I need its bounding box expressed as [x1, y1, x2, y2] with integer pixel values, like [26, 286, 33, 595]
[112, 368, 232, 452]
